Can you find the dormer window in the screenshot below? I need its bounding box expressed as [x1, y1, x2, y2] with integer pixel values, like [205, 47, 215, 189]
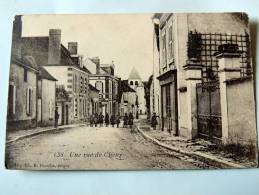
[130, 81, 133, 85]
[135, 81, 138, 86]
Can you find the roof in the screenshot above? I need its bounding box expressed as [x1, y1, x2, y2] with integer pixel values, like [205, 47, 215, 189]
[121, 80, 136, 93]
[11, 55, 39, 72]
[21, 36, 90, 74]
[21, 37, 49, 67]
[128, 67, 142, 80]
[38, 66, 57, 81]
[88, 84, 99, 93]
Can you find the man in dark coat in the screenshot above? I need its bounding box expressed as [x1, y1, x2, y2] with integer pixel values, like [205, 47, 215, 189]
[94, 113, 99, 127]
[123, 113, 128, 128]
[89, 114, 94, 127]
[151, 112, 158, 130]
[116, 115, 120, 128]
[105, 112, 109, 127]
[110, 115, 115, 127]
[128, 112, 134, 129]
[99, 112, 104, 127]
[54, 107, 59, 128]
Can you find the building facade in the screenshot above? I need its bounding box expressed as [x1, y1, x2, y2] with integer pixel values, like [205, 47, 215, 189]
[118, 80, 137, 117]
[88, 57, 119, 116]
[128, 67, 147, 115]
[37, 66, 57, 127]
[153, 13, 257, 145]
[21, 28, 90, 124]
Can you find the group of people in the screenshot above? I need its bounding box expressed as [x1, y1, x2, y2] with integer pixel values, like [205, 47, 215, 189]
[89, 113, 120, 128]
[89, 112, 135, 129]
[122, 112, 134, 129]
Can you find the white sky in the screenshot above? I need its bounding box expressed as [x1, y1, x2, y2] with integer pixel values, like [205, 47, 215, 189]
[22, 14, 154, 81]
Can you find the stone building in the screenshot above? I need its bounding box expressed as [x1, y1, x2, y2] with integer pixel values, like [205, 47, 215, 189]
[128, 67, 147, 116]
[7, 56, 39, 131]
[37, 66, 57, 127]
[152, 13, 256, 145]
[118, 80, 137, 117]
[7, 15, 57, 130]
[21, 27, 90, 124]
[87, 57, 119, 116]
[89, 84, 100, 115]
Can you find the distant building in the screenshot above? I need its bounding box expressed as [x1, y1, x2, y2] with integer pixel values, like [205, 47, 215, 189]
[118, 80, 137, 116]
[88, 84, 100, 115]
[128, 67, 147, 115]
[88, 57, 119, 116]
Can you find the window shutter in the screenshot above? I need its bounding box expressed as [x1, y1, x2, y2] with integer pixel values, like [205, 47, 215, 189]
[13, 85, 16, 114]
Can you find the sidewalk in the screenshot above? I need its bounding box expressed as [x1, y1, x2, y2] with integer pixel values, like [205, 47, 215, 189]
[6, 123, 86, 144]
[136, 119, 256, 168]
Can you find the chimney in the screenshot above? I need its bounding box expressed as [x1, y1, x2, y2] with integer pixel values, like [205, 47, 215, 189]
[11, 15, 22, 58]
[91, 57, 100, 74]
[68, 42, 78, 56]
[48, 29, 61, 65]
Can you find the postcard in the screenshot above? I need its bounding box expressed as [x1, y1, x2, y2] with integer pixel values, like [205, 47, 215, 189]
[5, 13, 258, 170]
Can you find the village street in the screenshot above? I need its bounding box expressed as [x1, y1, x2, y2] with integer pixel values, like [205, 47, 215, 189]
[5, 123, 214, 170]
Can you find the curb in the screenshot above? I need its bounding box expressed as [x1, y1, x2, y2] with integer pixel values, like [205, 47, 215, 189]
[137, 126, 247, 169]
[6, 124, 86, 144]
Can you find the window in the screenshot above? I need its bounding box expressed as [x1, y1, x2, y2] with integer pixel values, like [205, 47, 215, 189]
[8, 83, 16, 116]
[165, 85, 171, 117]
[130, 81, 133, 85]
[162, 33, 167, 66]
[168, 26, 173, 60]
[135, 81, 138, 86]
[26, 87, 32, 115]
[74, 98, 78, 117]
[24, 68, 28, 82]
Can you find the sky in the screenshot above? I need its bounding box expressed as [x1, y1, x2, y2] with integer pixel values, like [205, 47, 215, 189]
[22, 14, 154, 81]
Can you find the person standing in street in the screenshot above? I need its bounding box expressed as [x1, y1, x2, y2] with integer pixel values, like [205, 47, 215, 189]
[151, 112, 158, 130]
[116, 115, 120, 128]
[128, 112, 134, 129]
[94, 113, 99, 127]
[105, 112, 109, 127]
[54, 107, 59, 128]
[99, 112, 104, 127]
[89, 114, 94, 127]
[123, 113, 128, 128]
[110, 114, 115, 127]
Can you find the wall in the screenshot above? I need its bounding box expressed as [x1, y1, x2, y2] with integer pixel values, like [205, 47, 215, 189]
[226, 79, 257, 145]
[40, 79, 55, 126]
[187, 13, 248, 34]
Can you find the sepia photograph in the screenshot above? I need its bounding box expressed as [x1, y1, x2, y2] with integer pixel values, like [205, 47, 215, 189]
[5, 13, 258, 170]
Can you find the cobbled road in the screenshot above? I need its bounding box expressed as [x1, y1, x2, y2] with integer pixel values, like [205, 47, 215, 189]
[5, 125, 213, 170]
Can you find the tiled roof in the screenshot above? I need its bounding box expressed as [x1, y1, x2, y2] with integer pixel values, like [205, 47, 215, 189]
[11, 55, 39, 72]
[88, 83, 99, 92]
[38, 66, 57, 81]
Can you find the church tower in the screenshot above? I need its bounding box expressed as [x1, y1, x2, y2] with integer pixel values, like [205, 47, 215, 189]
[128, 67, 147, 115]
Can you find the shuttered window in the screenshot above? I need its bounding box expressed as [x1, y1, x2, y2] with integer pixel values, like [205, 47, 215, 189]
[8, 83, 16, 115]
[26, 87, 32, 115]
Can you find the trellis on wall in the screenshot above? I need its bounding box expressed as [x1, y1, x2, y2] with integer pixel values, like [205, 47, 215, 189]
[188, 30, 252, 82]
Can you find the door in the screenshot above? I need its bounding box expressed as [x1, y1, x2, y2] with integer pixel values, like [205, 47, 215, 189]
[196, 81, 222, 141]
